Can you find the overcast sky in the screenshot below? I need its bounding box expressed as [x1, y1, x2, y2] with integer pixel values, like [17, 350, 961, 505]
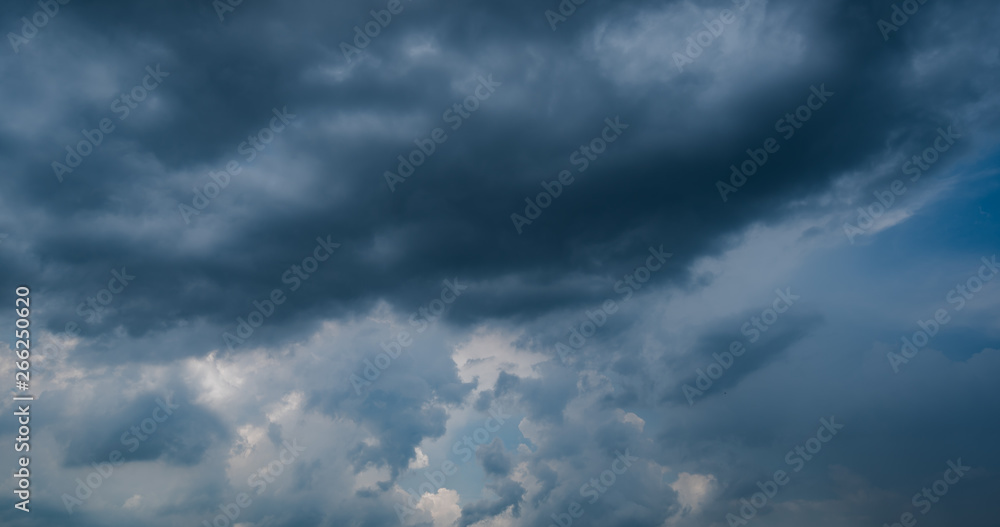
[1, 0, 999, 526]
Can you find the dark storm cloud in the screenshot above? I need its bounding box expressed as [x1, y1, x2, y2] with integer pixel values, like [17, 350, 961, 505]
[476, 438, 512, 477]
[58, 390, 227, 467]
[1, 0, 999, 525]
[458, 478, 525, 527]
[305, 326, 475, 478]
[662, 310, 826, 404]
[0, 0, 991, 369]
[491, 367, 578, 425]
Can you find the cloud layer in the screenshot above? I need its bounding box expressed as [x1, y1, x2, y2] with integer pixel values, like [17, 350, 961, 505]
[1, 0, 999, 526]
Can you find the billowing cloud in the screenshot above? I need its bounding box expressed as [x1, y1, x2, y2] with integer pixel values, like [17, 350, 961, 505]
[0, 0, 998, 525]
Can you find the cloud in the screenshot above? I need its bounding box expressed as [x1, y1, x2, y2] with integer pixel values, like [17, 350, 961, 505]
[0, 0, 999, 525]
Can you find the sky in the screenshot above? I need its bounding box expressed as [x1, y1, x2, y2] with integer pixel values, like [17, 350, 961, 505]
[0, 0, 998, 526]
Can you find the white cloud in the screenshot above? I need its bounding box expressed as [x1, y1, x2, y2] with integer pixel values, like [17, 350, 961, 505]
[669, 472, 717, 516]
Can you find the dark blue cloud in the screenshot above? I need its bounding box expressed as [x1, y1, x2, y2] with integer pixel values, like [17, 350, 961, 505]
[0, 0, 999, 525]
